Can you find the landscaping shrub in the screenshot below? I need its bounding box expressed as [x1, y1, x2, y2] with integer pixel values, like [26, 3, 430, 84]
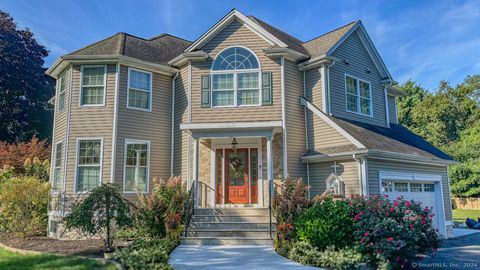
[288, 241, 365, 270]
[64, 184, 132, 251]
[0, 176, 50, 238]
[273, 177, 309, 241]
[349, 195, 442, 269]
[0, 137, 50, 173]
[0, 165, 15, 182]
[23, 157, 49, 181]
[113, 237, 177, 270]
[134, 176, 187, 239]
[295, 196, 353, 250]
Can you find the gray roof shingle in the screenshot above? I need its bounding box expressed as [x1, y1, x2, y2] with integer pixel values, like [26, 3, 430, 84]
[69, 33, 191, 65]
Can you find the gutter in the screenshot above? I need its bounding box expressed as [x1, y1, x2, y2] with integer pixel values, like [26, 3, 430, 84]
[298, 54, 339, 71]
[263, 47, 309, 61]
[170, 72, 179, 175]
[168, 51, 209, 67]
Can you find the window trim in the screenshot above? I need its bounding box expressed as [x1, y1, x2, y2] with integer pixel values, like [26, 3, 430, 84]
[344, 74, 373, 117]
[74, 137, 104, 193]
[52, 141, 63, 193]
[127, 67, 153, 112]
[57, 71, 68, 112]
[210, 46, 262, 108]
[79, 65, 107, 107]
[123, 139, 150, 194]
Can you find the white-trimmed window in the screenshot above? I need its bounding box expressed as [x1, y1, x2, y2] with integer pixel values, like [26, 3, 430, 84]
[81, 66, 106, 106]
[211, 47, 261, 107]
[76, 139, 102, 192]
[52, 142, 63, 192]
[58, 71, 67, 112]
[381, 180, 436, 193]
[345, 75, 372, 116]
[127, 68, 152, 111]
[123, 140, 149, 193]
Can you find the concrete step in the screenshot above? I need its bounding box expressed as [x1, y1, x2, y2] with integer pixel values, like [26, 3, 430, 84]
[191, 215, 274, 223]
[193, 208, 270, 216]
[180, 237, 273, 245]
[189, 222, 275, 230]
[186, 229, 272, 238]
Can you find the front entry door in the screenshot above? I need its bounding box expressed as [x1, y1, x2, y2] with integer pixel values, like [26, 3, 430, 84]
[225, 149, 249, 204]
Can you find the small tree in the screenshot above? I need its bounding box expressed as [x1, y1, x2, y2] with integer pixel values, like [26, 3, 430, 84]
[64, 184, 132, 251]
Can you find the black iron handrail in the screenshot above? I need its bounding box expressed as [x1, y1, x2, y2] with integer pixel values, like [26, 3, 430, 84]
[184, 181, 195, 237]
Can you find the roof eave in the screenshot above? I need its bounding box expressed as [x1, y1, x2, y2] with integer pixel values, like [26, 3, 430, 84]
[46, 54, 178, 78]
[168, 51, 209, 67]
[297, 55, 338, 71]
[264, 47, 309, 62]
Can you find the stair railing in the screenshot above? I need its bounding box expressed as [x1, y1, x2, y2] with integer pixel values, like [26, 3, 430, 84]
[184, 181, 196, 237]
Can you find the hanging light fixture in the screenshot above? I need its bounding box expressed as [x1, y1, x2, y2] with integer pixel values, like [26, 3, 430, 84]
[231, 138, 238, 155]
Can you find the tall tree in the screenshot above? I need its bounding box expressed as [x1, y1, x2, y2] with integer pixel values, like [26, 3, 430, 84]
[0, 11, 54, 142]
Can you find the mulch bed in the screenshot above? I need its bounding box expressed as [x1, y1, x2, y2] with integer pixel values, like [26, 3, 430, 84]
[0, 232, 127, 258]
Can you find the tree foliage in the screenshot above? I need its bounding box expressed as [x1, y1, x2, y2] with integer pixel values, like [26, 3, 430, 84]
[0, 11, 54, 142]
[64, 184, 132, 251]
[397, 75, 480, 197]
[0, 136, 51, 174]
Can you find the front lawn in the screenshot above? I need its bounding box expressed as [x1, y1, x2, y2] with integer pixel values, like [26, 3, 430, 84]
[453, 209, 480, 225]
[0, 248, 116, 270]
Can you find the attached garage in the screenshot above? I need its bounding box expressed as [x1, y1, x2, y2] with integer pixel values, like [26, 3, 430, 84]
[378, 171, 446, 236]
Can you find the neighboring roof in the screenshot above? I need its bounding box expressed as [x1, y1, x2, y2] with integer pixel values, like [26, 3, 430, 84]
[304, 144, 358, 156]
[302, 21, 358, 58]
[327, 116, 454, 161]
[69, 33, 191, 65]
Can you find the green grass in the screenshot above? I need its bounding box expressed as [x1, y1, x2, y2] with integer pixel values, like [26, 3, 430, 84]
[453, 209, 480, 225]
[0, 248, 117, 270]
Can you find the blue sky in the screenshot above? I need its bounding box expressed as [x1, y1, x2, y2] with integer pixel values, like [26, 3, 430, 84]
[1, 0, 479, 90]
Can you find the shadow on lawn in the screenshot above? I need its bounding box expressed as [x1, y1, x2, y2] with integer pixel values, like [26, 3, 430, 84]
[0, 252, 113, 270]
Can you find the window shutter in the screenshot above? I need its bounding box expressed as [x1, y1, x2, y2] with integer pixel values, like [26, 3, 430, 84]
[201, 75, 211, 108]
[262, 72, 272, 105]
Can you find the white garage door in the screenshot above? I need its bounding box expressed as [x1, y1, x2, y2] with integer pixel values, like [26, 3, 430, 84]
[381, 180, 440, 229]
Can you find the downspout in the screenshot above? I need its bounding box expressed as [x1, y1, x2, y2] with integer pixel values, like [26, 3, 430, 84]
[170, 72, 179, 175]
[110, 63, 120, 183]
[353, 153, 364, 195]
[63, 65, 73, 194]
[303, 70, 310, 199]
[281, 57, 288, 178]
[384, 85, 390, 128]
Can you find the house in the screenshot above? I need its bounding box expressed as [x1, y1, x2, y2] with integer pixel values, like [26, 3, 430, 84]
[45, 9, 456, 243]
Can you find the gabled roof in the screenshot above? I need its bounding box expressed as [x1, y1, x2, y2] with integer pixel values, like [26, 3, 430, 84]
[69, 33, 191, 65]
[328, 116, 455, 161]
[302, 21, 358, 58]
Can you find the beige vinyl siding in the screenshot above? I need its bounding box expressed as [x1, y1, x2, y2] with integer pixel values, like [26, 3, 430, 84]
[308, 160, 359, 196]
[284, 59, 306, 179]
[388, 95, 397, 124]
[173, 65, 190, 179]
[64, 64, 116, 192]
[306, 111, 353, 150]
[115, 65, 172, 199]
[191, 19, 282, 123]
[329, 29, 387, 127]
[367, 159, 452, 221]
[50, 67, 71, 185]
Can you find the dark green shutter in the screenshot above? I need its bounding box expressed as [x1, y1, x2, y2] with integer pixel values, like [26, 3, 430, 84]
[201, 75, 210, 108]
[262, 72, 272, 105]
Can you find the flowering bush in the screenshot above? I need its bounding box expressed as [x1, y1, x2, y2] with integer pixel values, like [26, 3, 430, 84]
[349, 195, 442, 269]
[0, 137, 50, 173]
[295, 197, 353, 250]
[134, 176, 187, 239]
[273, 177, 309, 242]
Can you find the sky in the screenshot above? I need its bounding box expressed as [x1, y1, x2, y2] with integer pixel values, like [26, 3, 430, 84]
[1, 0, 479, 91]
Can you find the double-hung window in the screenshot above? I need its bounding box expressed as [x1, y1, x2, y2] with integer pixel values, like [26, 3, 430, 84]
[345, 75, 372, 116]
[81, 66, 106, 106]
[210, 47, 261, 107]
[52, 142, 63, 192]
[76, 139, 102, 192]
[128, 68, 152, 110]
[124, 140, 149, 193]
[58, 71, 67, 112]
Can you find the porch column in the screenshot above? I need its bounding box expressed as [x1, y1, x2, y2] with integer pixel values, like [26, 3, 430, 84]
[193, 138, 200, 207]
[267, 136, 274, 238]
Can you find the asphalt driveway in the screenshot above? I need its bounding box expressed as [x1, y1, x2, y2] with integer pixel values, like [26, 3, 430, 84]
[417, 231, 480, 270]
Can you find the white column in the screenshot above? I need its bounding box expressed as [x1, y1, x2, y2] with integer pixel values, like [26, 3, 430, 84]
[267, 136, 274, 239]
[193, 138, 199, 207]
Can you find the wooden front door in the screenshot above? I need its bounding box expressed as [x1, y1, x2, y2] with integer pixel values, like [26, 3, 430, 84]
[225, 149, 249, 204]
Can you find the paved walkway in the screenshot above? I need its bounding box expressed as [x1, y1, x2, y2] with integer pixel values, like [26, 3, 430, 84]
[169, 245, 319, 270]
[418, 230, 480, 270]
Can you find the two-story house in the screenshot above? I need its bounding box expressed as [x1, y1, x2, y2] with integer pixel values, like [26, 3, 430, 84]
[46, 9, 456, 243]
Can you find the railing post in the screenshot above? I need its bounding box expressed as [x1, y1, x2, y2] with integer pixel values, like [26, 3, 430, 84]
[267, 136, 274, 239]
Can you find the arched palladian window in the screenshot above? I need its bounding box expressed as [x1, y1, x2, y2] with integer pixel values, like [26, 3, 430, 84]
[210, 47, 261, 107]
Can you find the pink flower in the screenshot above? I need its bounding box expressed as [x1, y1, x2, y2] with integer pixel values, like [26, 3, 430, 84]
[405, 210, 410, 214]
[389, 207, 394, 212]
[359, 211, 363, 215]
[394, 201, 399, 206]
[354, 215, 360, 221]
[384, 194, 389, 198]
[370, 242, 374, 246]
[364, 232, 369, 237]
[359, 238, 364, 243]
[387, 237, 393, 241]
[397, 196, 402, 200]
[405, 201, 411, 207]
[410, 224, 414, 229]
[422, 219, 426, 224]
